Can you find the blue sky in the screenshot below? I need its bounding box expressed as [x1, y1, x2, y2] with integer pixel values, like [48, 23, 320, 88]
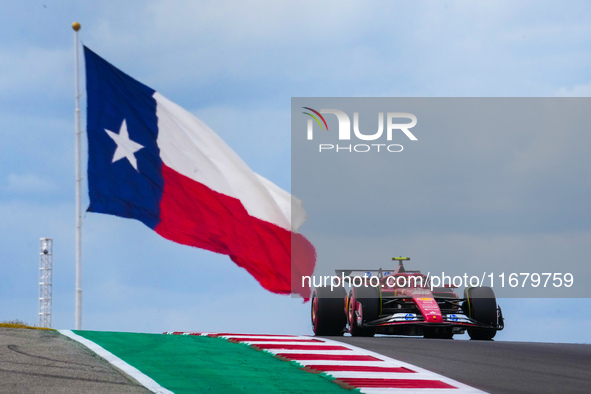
[1, 1, 590, 342]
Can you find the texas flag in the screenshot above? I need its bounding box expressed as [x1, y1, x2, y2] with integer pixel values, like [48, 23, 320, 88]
[84, 47, 315, 299]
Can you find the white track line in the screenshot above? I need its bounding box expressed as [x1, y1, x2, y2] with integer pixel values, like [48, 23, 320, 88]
[60, 330, 173, 394]
[217, 335, 302, 341]
[361, 390, 470, 394]
[234, 340, 320, 344]
[315, 372, 453, 380]
[263, 349, 357, 354]
[299, 360, 402, 367]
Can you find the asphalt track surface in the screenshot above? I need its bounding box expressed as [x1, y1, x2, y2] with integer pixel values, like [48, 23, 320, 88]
[0, 328, 149, 394]
[327, 335, 591, 393]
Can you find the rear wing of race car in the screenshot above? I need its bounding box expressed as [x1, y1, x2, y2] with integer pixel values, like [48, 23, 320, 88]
[336, 257, 418, 279]
[335, 269, 422, 279]
[336, 269, 388, 278]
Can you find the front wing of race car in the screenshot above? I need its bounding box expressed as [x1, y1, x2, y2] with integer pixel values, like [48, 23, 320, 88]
[367, 310, 503, 328]
[354, 296, 504, 337]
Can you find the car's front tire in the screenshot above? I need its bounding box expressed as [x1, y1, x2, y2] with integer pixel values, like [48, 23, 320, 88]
[348, 285, 379, 337]
[464, 286, 498, 340]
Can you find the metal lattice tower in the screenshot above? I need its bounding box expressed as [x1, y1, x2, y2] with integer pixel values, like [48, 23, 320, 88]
[39, 238, 53, 328]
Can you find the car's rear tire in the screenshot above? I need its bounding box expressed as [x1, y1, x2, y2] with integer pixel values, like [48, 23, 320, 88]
[464, 286, 498, 340]
[348, 285, 380, 337]
[311, 286, 347, 336]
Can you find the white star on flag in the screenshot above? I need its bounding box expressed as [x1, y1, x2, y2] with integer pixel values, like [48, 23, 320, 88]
[104, 119, 144, 171]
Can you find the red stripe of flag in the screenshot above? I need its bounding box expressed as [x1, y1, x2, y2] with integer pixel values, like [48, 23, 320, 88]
[155, 164, 316, 300]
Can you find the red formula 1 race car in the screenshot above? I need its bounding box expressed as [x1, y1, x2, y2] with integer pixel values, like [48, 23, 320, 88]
[311, 257, 504, 340]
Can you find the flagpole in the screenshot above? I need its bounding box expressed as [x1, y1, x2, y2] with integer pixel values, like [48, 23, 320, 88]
[72, 22, 83, 330]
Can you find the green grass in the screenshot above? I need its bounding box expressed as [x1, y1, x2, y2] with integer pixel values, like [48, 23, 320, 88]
[0, 319, 55, 331]
[74, 331, 356, 393]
